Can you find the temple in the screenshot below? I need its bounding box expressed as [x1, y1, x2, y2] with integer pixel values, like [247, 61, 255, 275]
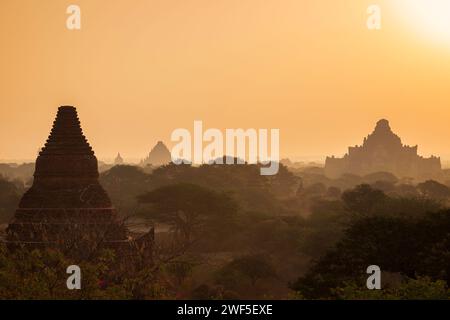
[141, 141, 171, 167]
[6, 106, 153, 262]
[324, 119, 441, 180]
[114, 152, 124, 165]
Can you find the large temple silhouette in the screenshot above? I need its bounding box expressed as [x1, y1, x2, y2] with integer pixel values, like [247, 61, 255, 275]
[324, 119, 441, 180]
[6, 106, 153, 261]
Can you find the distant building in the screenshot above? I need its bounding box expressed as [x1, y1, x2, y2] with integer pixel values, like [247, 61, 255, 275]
[141, 141, 171, 167]
[324, 119, 441, 180]
[114, 152, 124, 165]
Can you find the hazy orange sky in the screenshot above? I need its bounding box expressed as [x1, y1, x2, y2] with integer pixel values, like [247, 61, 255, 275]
[1, 0, 450, 162]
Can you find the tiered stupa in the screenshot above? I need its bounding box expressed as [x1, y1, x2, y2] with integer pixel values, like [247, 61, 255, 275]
[7, 106, 153, 260]
[141, 141, 171, 167]
[324, 119, 441, 180]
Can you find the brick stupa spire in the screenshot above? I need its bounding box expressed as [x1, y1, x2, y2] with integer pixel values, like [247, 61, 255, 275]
[7, 106, 153, 259]
[20, 106, 112, 207]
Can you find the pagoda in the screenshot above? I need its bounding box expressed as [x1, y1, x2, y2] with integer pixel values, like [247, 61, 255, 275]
[114, 152, 124, 165]
[140, 141, 171, 167]
[6, 106, 153, 260]
[324, 119, 441, 180]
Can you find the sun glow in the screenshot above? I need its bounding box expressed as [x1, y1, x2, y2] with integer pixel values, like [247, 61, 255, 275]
[392, 0, 450, 47]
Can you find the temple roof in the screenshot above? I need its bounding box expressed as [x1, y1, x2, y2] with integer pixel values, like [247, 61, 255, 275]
[362, 119, 402, 150]
[39, 106, 94, 156]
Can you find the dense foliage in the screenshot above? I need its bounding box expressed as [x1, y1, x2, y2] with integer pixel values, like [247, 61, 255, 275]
[1, 164, 450, 299]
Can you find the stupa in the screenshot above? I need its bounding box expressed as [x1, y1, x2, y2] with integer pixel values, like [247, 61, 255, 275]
[141, 141, 171, 167]
[324, 119, 441, 180]
[114, 152, 124, 165]
[6, 106, 153, 260]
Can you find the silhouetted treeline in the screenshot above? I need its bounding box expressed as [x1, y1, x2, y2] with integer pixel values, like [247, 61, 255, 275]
[1, 162, 450, 299]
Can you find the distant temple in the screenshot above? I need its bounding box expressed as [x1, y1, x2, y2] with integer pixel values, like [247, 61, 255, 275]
[114, 152, 124, 165]
[324, 119, 441, 180]
[141, 141, 171, 167]
[6, 106, 153, 262]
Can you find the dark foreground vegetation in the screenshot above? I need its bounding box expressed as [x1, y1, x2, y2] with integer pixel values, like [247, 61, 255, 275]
[1, 163, 450, 299]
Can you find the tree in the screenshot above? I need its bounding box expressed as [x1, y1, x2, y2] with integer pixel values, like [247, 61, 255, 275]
[299, 199, 349, 259]
[363, 171, 398, 185]
[291, 211, 450, 299]
[215, 254, 276, 287]
[341, 184, 388, 216]
[165, 258, 195, 286]
[100, 165, 151, 217]
[302, 183, 327, 197]
[417, 180, 450, 201]
[0, 243, 180, 300]
[0, 245, 131, 299]
[138, 183, 238, 245]
[0, 175, 23, 222]
[326, 186, 341, 198]
[371, 180, 396, 193]
[335, 277, 450, 300]
[394, 184, 419, 198]
[148, 162, 299, 215]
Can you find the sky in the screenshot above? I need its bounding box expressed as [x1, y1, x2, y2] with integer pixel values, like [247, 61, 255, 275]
[1, 0, 450, 163]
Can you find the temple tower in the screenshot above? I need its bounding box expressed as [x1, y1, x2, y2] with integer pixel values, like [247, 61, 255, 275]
[324, 119, 441, 180]
[114, 153, 124, 165]
[6, 106, 152, 259]
[141, 141, 171, 167]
